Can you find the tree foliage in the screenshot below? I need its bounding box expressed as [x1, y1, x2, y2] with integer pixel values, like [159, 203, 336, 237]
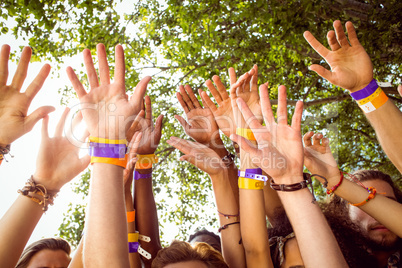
[2, 0, 401, 248]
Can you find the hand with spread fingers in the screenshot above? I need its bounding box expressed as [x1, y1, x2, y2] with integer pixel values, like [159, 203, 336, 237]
[66, 43, 150, 140]
[303, 20, 373, 92]
[0, 45, 55, 148]
[230, 84, 304, 182]
[303, 131, 340, 184]
[33, 108, 90, 192]
[167, 137, 226, 176]
[126, 95, 164, 155]
[175, 85, 222, 147]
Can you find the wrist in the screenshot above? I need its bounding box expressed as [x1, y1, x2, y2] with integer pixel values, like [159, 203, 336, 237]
[32, 174, 63, 193]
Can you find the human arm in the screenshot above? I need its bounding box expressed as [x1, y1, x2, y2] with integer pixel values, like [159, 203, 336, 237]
[304, 20, 402, 173]
[304, 131, 402, 238]
[166, 137, 245, 268]
[0, 45, 55, 161]
[127, 97, 163, 267]
[0, 108, 90, 268]
[231, 84, 348, 267]
[67, 43, 150, 267]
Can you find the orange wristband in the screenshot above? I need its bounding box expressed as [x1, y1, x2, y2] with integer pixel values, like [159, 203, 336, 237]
[127, 210, 135, 223]
[91, 155, 128, 168]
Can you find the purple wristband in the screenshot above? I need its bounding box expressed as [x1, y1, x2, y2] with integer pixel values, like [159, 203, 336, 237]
[245, 168, 262, 175]
[134, 170, 152, 180]
[350, 79, 378, 100]
[89, 143, 126, 158]
[128, 242, 139, 253]
[238, 168, 263, 179]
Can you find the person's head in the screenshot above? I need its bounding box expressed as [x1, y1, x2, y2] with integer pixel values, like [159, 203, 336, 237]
[152, 240, 228, 268]
[328, 170, 402, 251]
[188, 229, 221, 253]
[15, 238, 71, 268]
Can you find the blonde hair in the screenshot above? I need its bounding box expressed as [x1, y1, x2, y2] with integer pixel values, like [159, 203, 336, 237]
[152, 240, 228, 268]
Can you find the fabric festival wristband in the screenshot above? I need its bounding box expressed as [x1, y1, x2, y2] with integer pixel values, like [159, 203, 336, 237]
[134, 170, 152, 180]
[358, 90, 388, 113]
[135, 154, 158, 169]
[89, 143, 127, 158]
[128, 232, 139, 242]
[128, 242, 139, 253]
[350, 79, 378, 100]
[127, 211, 135, 223]
[89, 137, 127, 144]
[238, 170, 267, 182]
[236, 128, 256, 141]
[91, 155, 128, 168]
[356, 87, 382, 106]
[238, 177, 265, 190]
[135, 162, 153, 169]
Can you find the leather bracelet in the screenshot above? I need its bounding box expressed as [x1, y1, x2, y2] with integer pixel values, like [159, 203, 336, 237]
[221, 152, 235, 167]
[270, 173, 312, 191]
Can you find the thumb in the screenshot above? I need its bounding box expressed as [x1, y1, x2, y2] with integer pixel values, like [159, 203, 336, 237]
[309, 64, 333, 83]
[25, 106, 55, 132]
[174, 114, 190, 131]
[398, 85, 402, 97]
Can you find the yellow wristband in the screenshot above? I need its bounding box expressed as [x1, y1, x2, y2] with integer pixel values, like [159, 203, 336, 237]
[135, 154, 158, 169]
[89, 137, 127, 144]
[359, 90, 388, 113]
[238, 177, 264, 190]
[356, 87, 382, 105]
[128, 232, 139, 242]
[236, 128, 256, 141]
[91, 155, 128, 168]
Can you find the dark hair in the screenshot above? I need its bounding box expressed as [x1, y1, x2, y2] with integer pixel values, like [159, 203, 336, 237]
[152, 240, 228, 268]
[15, 238, 71, 268]
[188, 229, 221, 252]
[327, 170, 402, 217]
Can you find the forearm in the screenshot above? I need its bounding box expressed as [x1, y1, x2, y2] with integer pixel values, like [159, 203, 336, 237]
[210, 171, 245, 268]
[239, 150, 272, 267]
[0, 196, 43, 268]
[278, 187, 347, 268]
[84, 164, 129, 268]
[134, 169, 162, 267]
[365, 100, 402, 173]
[68, 238, 84, 268]
[262, 173, 283, 226]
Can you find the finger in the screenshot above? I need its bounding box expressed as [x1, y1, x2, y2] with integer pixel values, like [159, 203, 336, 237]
[97, 43, 111, 85]
[129, 76, 152, 108]
[212, 75, 229, 100]
[326, 30, 341, 51]
[291, 100, 304, 132]
[303, 31, 330, 59]
[228, 67, 237, 85]
[277, 85, 288, 125]
[303, 131, 314, 147]
[144, 95, 152, 121]
[179, 85, 195, 110]
[236, 98, 263, 131]
[243, 69, 254, 92]
[128, 132, 142, 156]
[345, 21, 361, 47]
[66, 67, 87, 99]
[126, 110, 145, 140]
[167, 136, 192, 155]
[205, 79, 222, 104]
[0, 44, 10, 86]
[54, 107, 70, 137]
[398, 85, 402, 97]
[71, 110, 83, 132]
[83, 48, 99, 88]
[259, 84, 274, 125]
[114, 44, 125, 85]
[25, 63, 51, 100]
[185, 84, 201, 108]
[176, 90, 190, 113]
[308, 64, 333, 83]
[25, 106, 56, 133]
[179, 154, 196, 165]
[79, 155, 91, 171]
[312, 133, 323, 146]
[229, 134, 259, 156]
[154, 114, 164, 143]
[11, 46, 31, 90]
[174, 114, 191, 132]
[250, 64, 258, 92]
[333, 20, 350, 47]
[200, 90, 217, 112]
[322, 137, 330, 148]
[41, 115, 50, 139]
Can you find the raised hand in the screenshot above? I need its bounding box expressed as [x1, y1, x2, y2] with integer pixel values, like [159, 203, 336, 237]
[175, 84, 221, 146]
[304, 20, 373, 92]
[166, 137, 226, 176]
[33, 108, 90, 192]
[66, 43, 150, 140]
[230, 85, 304, 182]
[0, 45, 55, 147]
[126, 96, 163, 155]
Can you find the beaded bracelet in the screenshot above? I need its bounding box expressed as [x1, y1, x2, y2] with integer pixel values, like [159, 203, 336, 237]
[0, 144, 12, 165]
[350, 186, 377, 207]
[17, 176, 58, 211]
[326, 172, 344, 195]
[221, 152, 235, 167]
[217, 210, 240, 221]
